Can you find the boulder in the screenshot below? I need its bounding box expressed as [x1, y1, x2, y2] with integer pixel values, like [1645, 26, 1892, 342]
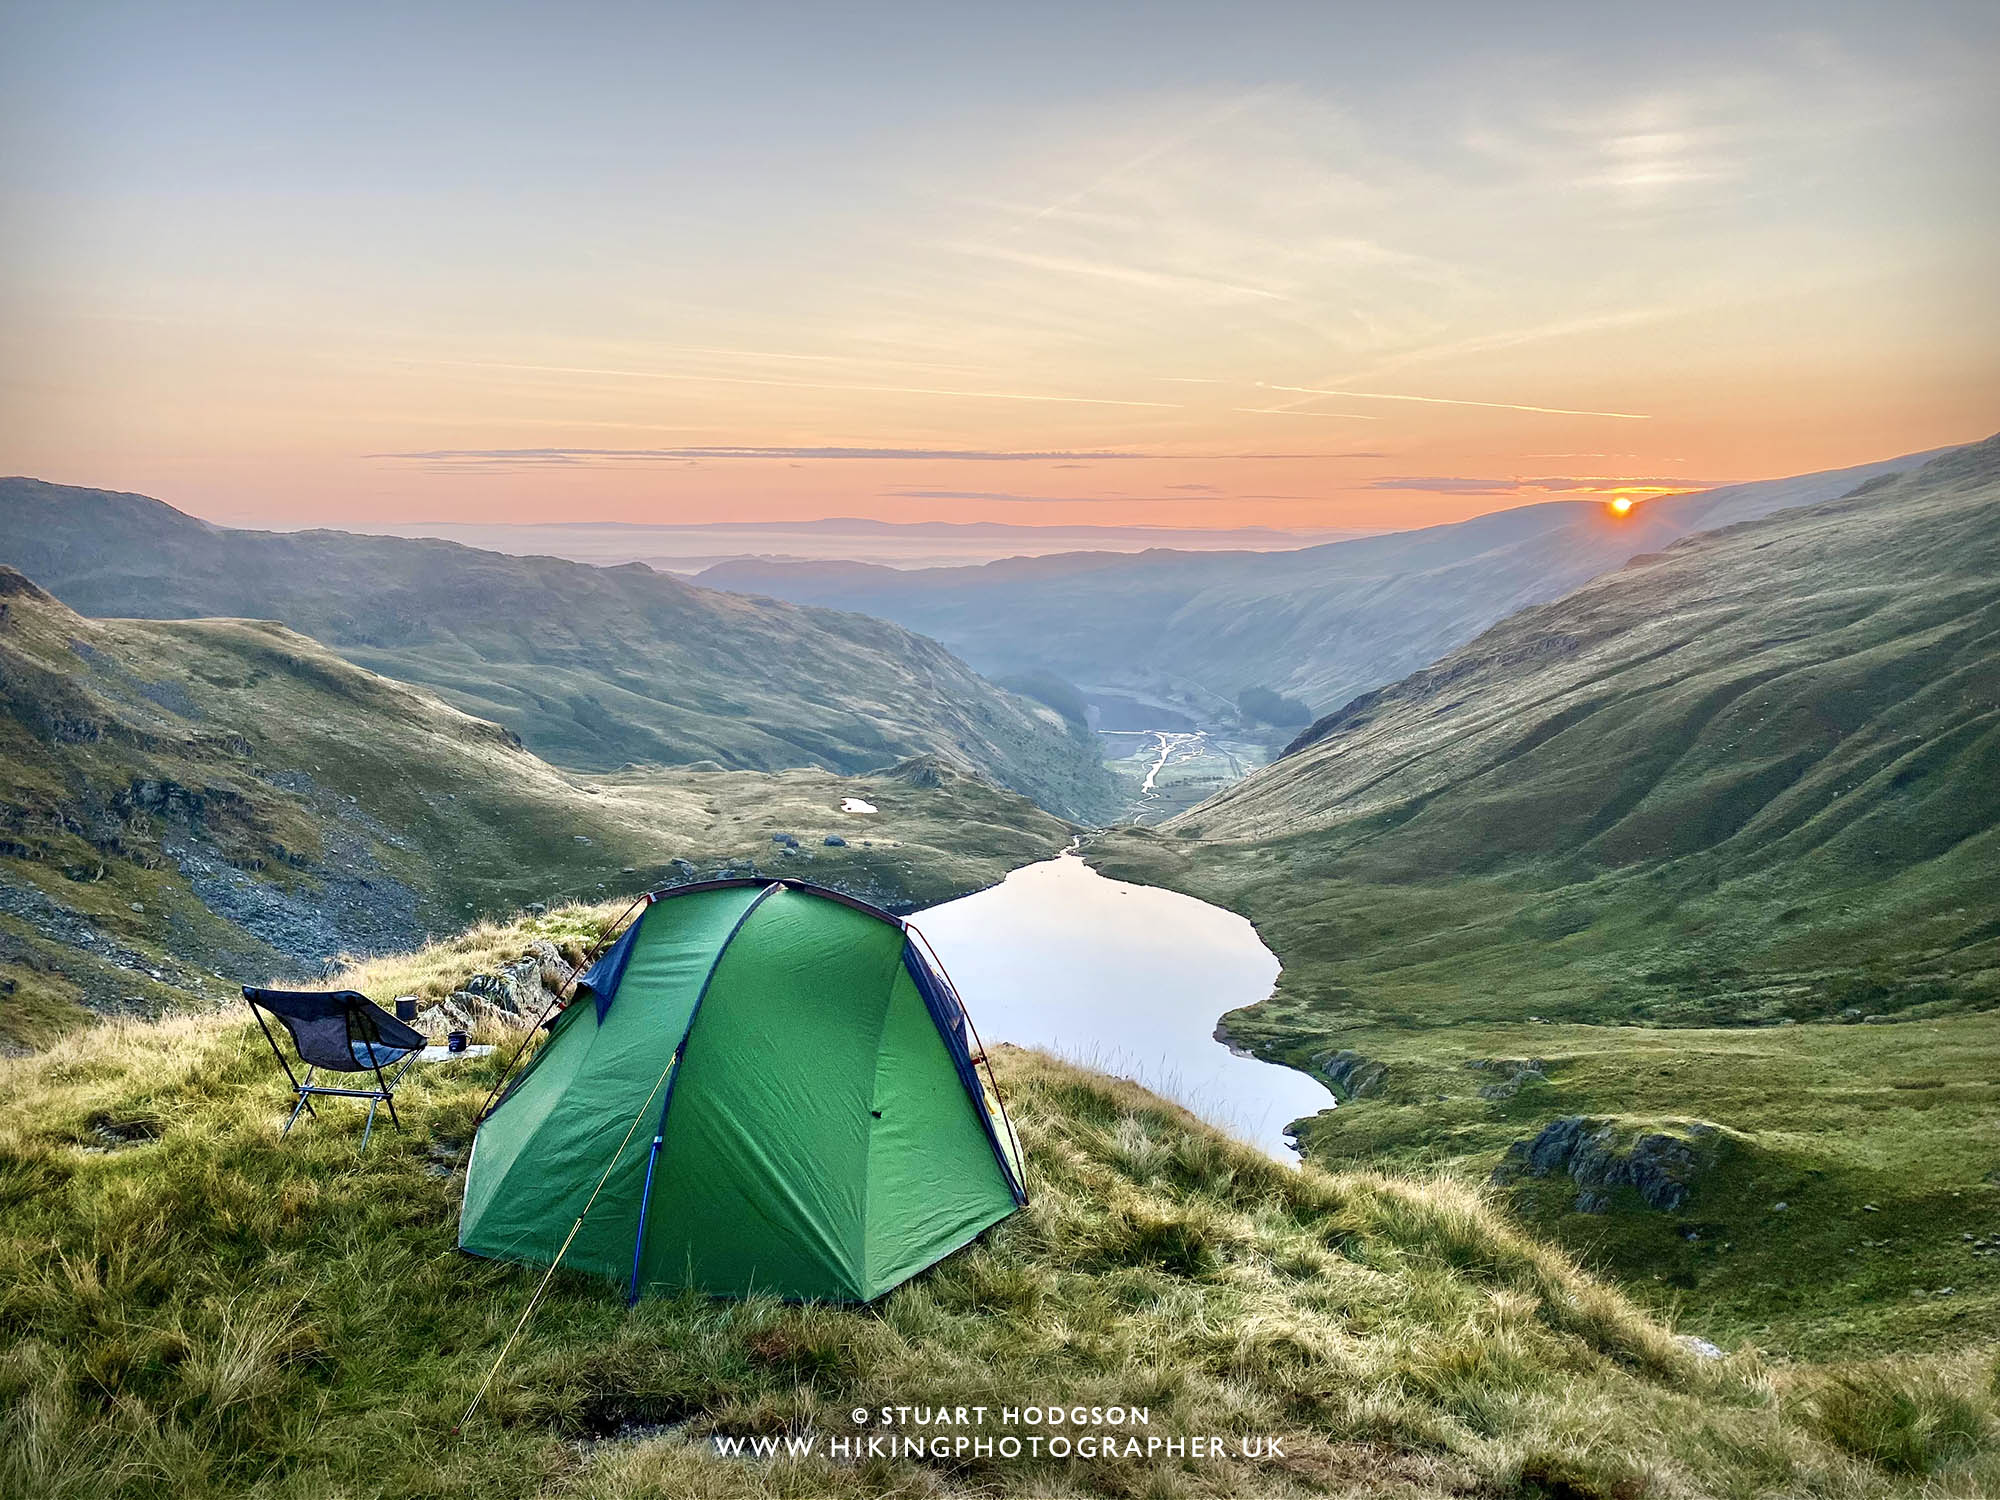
[823, 835, 847, 847]
[1468, 1056, 1549, 1101]
[1309, 1048, 1388, 1100]
[1493, 1115, 1723, 1213]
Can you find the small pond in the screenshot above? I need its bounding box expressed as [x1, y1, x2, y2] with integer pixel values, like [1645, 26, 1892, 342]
[911, 852, 1333, 1161]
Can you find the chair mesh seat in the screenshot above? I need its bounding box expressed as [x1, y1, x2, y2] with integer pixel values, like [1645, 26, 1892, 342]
[250, 988, 426, 1072]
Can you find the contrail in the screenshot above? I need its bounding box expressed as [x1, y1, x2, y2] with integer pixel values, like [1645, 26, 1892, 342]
[1260, 383, 1649, 420]
[416, 358, 1183, 409]
[1231, 407, 1382, 420]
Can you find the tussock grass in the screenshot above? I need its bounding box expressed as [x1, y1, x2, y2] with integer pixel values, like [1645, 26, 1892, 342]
[4, 911, 1996, 1498]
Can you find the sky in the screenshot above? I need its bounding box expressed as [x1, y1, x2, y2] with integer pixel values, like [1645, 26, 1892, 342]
[2, 1, 1996, 532]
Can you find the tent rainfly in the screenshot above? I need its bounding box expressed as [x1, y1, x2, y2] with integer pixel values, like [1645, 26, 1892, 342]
[459, 878, 1026, 1303]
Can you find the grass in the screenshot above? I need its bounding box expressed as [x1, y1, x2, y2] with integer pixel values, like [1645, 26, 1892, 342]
[1090, 828, 2000, 1363]
[6, 904, 1999, 1497]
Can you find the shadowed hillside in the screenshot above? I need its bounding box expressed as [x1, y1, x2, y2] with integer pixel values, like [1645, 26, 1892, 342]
[0, 480, 1120, 823]
[1090, 437, 2000, 1356]
[696, 448, 1954, 721]
[0, 569, 1073, 1046]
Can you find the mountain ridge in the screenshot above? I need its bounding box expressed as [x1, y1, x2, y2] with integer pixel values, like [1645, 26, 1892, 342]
[694, 446, 1963, 720]
[0, 478, 1120, 822]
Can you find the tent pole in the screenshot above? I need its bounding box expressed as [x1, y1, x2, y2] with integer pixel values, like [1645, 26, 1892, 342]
[625, 1130, 665, 1305]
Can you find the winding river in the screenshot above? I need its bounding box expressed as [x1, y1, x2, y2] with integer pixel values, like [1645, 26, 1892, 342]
[910, 851, 1334, 1161]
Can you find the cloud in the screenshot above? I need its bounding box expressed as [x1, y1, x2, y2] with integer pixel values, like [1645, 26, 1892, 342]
[371, 446, 1387, 468]
[945, 242, 1290, 304]
[1261, 384, 1649, 420]
[1232, 406, 1382, 420]
[1366, 474, 1719, 496]
[887, 489, 1209, 504]
[1164, 482, 1218, 492]
[409, 358, 1183, 409]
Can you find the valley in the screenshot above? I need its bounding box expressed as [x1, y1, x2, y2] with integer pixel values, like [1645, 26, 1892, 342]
[695, 449, 1946, 727]
[1090, 436, 2000, 1357]
[1099, 726, 1274, 823]
[4, 436, 1998, 1493]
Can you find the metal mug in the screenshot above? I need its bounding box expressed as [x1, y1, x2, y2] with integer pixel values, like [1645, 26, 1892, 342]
[448, 1030, 468, 1053]
[394, 996, 418, 1023]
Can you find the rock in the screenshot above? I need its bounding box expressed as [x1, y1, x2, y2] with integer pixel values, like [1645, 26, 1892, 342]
[823, 835, 847, 847]
[772, 833, 799, 847]
[1308, 1049, 1388, 1100]
[1493, 1115, 1723, 1213]
[884, 754, 954, 789]
[523, 901, 548, 916]
[1677, 1335, 1726, 1361]
[1773, 1202, 1788, 1212]
[1468, 1056, 1549, 1100]
[669, 858, 697, 875]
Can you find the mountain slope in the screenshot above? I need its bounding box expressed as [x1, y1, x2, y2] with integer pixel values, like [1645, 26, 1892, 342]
[1187, 439, 2000, 885]
[0, 568, 1072, 1045]
[0, 479, 1119, 822]
[1088, 437, 2000, 1354]
[698, 448, 1956, 721]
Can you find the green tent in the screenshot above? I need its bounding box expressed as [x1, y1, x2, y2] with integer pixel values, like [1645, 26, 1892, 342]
[459, 878, 1026, 1302]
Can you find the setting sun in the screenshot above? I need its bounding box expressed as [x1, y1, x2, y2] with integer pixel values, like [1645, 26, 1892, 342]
[1609, 497, 1634, 516]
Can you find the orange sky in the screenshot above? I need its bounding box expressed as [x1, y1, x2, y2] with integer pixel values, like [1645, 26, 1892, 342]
[3, 6, 1995, 532]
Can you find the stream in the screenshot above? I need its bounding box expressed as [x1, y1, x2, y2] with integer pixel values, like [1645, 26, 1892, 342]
[911, 851, 1334, 1161]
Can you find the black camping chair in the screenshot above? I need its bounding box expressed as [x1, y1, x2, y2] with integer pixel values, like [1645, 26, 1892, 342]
[243, 987, 428, 1150]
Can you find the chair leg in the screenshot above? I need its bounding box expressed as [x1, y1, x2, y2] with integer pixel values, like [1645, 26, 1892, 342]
[283, 1089, 312, 1137]
[384, 1090, 402, 1133]
[361, 1097, 380, 1152]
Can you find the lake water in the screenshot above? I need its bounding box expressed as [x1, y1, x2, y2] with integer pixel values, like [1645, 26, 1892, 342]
[910, 852, 1334, 1161]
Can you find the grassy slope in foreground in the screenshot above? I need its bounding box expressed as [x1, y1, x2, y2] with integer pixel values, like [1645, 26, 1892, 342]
[0, 478, 1120, 823]
[0, 568, 1072, 1046]
[4, 911, 1997, 1500]
[1091, 439, 2000, 1360]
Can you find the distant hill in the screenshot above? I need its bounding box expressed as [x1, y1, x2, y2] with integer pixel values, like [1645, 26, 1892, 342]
[1165, 434, 2000, 1023]
[0, 479, 1120, 822]
[0, 568, 1073, 1044]
[696, 447, 1959, 721]
[370, 515, 1362, 572]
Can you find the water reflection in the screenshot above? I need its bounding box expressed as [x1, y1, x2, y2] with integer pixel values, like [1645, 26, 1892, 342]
[912, 852, 1333, 1161]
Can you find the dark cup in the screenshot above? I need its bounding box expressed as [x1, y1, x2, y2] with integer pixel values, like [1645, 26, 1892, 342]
[394, 997, 418, 1023]
[448, 1030, 468, 1053]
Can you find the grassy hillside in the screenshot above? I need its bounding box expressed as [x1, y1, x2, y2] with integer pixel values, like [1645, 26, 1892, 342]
[1089, 438, 2000, 1358]
[4, 907, 1996, 1498]
[696, 449, 1953, 723]
[0, 568, 1073, 1048]
[0, 480, 1120, 823]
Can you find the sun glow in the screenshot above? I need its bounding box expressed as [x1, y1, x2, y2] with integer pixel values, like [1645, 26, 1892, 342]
[1609, 496, 1634, 515]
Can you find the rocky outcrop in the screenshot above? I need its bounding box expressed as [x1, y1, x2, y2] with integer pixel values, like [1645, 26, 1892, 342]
[425, 938, 577, 1034]
[1468, 1057, 1549, 1100]
[1309, 1048, 1388, 1100]
[1493, 1115, 1723, 1213]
